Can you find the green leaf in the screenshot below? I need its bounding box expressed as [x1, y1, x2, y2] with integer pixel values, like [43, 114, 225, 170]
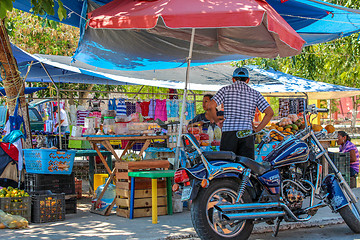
[57, 0, 67, 21]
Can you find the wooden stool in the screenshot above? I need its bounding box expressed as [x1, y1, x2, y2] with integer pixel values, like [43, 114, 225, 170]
[128, 170, 175, 224]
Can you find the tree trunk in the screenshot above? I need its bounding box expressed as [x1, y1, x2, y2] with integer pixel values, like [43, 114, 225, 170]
[78, 84, 94, 105]
[0, 19, 32, 148]
[352, 96, 357, 128]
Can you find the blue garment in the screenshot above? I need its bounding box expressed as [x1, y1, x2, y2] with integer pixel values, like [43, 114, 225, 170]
[116, 98, 127, 116]
[186, 102, 195, 120]
[108, 98, 117, 110]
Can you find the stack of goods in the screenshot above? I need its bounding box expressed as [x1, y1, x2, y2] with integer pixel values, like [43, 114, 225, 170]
[187, 125, 222, 146]
[268, 114, 336, 141]
[24, 173, 77, 215]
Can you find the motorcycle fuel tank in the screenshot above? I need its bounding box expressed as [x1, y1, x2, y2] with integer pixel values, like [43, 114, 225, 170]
[263, 135, 309, 168]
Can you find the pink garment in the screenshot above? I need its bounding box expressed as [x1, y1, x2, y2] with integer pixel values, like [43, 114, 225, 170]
[136, 102, 141, 114]
[89, 111, 101, 118]
[154, 99, 167, 121]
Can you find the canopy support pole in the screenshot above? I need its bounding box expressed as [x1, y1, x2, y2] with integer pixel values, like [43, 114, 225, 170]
[175, 28, 195, 169]
[39, 62, 62, 149]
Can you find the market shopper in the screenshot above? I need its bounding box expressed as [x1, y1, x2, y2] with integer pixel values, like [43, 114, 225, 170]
[208, 67, 274, 159]
[54, 106, 69, 133]
[337, 131, 359, 183]
[188, 94, 224, 127]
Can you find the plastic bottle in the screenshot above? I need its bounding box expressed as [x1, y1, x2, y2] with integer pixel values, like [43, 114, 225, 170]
[168, 125, 173, 148]
[208, 126, 214, 144]
[95, 183, 116, 210]
[173, 124, 178, 148]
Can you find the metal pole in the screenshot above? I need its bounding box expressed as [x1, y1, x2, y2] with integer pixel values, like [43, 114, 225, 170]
[39, 62, 62, 149]
[175, 28, 195, 169]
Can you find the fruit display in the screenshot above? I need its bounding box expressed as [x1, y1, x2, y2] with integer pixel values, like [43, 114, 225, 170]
[0, 187, 29, 199]
[268, 114, 336, 141]
[122, 152, 141, 161]
[268, 115, 304, 141]
[0, 187, 31, 222]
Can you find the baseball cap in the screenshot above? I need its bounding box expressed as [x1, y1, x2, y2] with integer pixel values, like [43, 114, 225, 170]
[233, 67, 249, 78]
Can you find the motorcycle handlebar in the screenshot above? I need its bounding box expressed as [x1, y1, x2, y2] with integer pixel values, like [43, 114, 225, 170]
[317, 108, 329, 113]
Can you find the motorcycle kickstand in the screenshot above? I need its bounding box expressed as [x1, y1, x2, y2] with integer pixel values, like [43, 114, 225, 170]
[272, 217, 283, 237]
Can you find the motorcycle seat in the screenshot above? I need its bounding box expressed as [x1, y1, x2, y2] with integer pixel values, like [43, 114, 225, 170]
[203, 151, 237, 161]
[236, 156, 271, 175]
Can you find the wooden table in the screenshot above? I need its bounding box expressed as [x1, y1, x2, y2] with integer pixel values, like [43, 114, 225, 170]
[74, 150, 112, 193]
[71, 135, 168, 215]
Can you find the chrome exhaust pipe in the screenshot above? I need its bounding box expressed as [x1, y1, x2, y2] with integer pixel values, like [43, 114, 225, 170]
[215, 202, 282, 212]
[222, 211, 286, 221]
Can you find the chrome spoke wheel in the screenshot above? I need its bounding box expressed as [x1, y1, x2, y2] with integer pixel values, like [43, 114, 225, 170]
[206, 188, 246, 237]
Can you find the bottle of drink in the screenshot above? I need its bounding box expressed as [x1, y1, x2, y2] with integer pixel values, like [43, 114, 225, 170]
[168, 124, 173, 148]
[172, 124, 177, 148]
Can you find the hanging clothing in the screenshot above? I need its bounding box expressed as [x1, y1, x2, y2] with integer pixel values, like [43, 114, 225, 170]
[279, 98, 290, 117]
[116, 98, 127, 116]
[126, 102, 136, 116]
[140, 101, 150, 117]
[136, 102, 141, 114]
[186, 101, 195, 120]
[76, 110, 90, 126]
[108, 98, 117, 111]
[148, 99, 156, 119]
[154, 99, 167, 121]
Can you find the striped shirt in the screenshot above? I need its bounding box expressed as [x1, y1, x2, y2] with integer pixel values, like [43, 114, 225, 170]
[212, 81, 270, 132]
[339, 140, 359, 173]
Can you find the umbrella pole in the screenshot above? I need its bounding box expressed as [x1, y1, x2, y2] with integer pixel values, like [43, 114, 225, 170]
[175, 28, 195, 169]
[39, 62, 62, 149]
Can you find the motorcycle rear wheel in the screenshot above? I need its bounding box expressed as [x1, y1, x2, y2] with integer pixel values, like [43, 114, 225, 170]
[339, 202, 360, 233]
[191, 179, 254, 240]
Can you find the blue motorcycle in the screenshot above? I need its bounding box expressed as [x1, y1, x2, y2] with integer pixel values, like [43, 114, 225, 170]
[174, 105, 360, 240]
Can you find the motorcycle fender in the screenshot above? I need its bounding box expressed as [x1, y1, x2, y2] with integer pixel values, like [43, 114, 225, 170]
[321, 174, 349, 211]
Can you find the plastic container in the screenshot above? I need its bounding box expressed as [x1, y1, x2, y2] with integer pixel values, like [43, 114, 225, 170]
[23, 149, 76, 175]
[115, 122, 129, 135]
[0, 196, 31, 221]
[94, 174, 109, 191]
[31, 191, 65, 223]
[94, 183, 116, 210]
[103, 116, 115, 134]
[65, 197, 77, 214]
[25, 173, 75, 195]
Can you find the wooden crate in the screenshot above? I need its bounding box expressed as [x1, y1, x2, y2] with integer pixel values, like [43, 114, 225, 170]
[115, 160, 169, 190]
[116, 206, 167, 218]
[115, 160, 170, 218]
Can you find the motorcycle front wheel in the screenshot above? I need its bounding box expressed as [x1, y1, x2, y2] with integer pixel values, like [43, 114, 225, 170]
[191, 179, 254, 240]
[339, 202, 360, 233]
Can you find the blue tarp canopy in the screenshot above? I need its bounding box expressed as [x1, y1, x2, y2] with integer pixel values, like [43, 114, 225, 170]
[14, 0, 360, 71]
[11, 43, 129, 85]
[0, 87, 47, 96]
[13, 44, 360, 99]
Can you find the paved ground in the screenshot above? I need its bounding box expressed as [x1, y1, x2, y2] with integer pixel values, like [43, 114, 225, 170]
[1, 189, 359, 239]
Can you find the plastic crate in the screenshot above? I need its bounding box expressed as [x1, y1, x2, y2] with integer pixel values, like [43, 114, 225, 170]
[0, 196, 31, 221]
[23, 149, 76, 175]
[65, 197, 77, 214]
[24, 173, 75, 195]
[328, 152, 351, 185]
[31, 191, 65, 223]
[75, 179, 82, 199]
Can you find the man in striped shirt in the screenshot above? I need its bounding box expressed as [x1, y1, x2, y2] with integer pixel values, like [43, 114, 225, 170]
[208, 67, 274, 159]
